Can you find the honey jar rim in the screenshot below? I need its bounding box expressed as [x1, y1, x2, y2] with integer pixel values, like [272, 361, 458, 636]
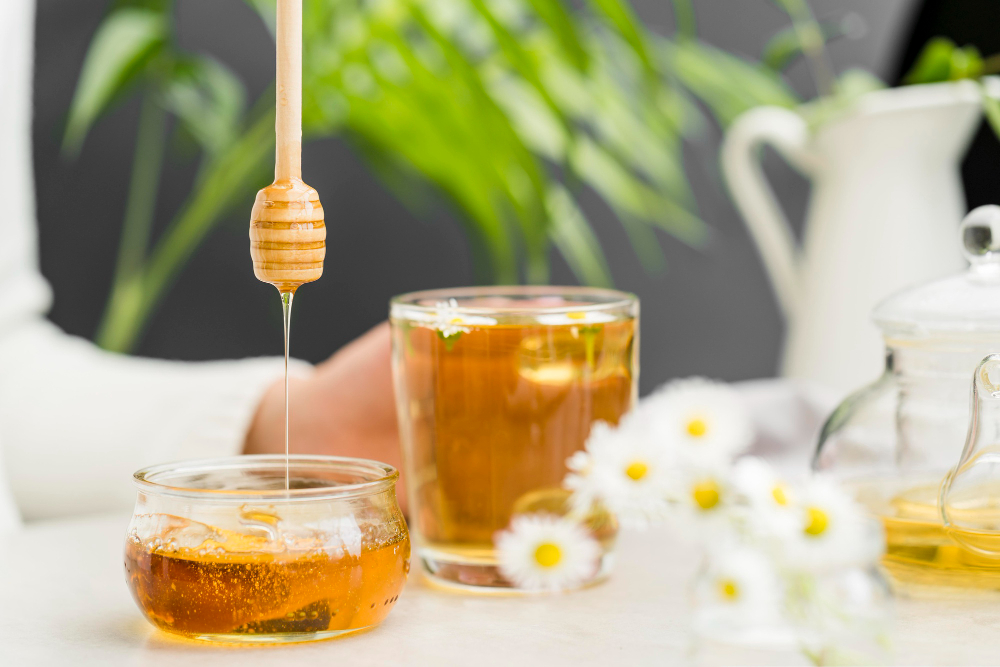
[132, 455, 398, 502]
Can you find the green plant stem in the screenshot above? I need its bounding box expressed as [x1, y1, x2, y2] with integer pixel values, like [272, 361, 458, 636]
[97, 109, 275, 353]
[96, 92, 167, 350]
[774, 0, 835, 97]
[671, 0, 696, 40]
[525, 252, 550, 284]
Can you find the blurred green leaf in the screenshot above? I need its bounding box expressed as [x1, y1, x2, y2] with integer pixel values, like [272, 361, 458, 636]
[620, 212, 666, 273]
[488, 75, 567, 161]
[762, 18, 857, 71]
[981, 82, 1000, 139]
[569, 137, 706, 247]
[161, 56, 247, 155]
[469, 0, 573, 139]
[949, 44, 983, 80]
[587, 0, 654, 74]
[904, 38, 956, 83]
[99, 108, 275, 351]
[416, 6, 551, 275]
[63, 7, 167, 156]
[663, 38, 798, 127]
[589, 76, 691, 204]
[243, 0, 276, 33]
[767, 0, 836, 96]
[670, 0, 696, 40]
[834, 67, 884, 97]
[904, 37, 984, 85]
[525, 0, 588, 71]
[113, 0, 172, 11]
[547, 185, 612, 287]
[336, 13, 529, 281]
[798, 68, 884, 129]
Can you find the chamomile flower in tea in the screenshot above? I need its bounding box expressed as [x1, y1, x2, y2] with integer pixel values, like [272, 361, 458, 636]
[535, 310, 618, 326]
[428, 299, 497, 340]
[496, 514, 600, 591]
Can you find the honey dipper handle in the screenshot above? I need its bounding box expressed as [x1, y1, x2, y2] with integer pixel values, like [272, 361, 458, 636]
[275, 0, 302, 181]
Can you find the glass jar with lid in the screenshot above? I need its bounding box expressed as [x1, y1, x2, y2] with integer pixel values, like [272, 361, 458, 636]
[815, 205, 1000, 595]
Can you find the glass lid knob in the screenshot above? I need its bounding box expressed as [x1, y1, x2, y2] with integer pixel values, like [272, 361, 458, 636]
[961, 205, 1000, 277]
[940, 353, 1000, 556]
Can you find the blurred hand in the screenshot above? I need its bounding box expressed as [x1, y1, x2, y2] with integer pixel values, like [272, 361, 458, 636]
[244, 322, 405, 504]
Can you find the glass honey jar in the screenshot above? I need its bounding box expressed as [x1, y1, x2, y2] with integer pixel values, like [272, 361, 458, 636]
[124, 455, 409, 642]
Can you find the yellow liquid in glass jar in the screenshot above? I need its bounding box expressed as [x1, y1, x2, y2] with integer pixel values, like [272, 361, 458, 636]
[855, 481, 1000, 594]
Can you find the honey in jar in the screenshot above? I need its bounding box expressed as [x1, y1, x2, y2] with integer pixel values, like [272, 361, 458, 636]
[125, 456, 408, 642]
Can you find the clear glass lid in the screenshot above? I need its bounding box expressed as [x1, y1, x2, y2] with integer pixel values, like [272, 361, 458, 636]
[873, 206, 1000, 337]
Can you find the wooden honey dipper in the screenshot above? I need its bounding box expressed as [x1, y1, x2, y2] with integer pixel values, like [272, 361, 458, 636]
[248, 0, 323, 489]
[249, 0, 325, 294]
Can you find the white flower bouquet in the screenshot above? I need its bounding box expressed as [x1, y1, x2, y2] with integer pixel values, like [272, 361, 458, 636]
[493, 378, 891, 664]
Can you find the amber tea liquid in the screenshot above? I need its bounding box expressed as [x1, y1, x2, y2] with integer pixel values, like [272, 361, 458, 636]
[125, 514, 410, 641]
[392, 303, 636, 587]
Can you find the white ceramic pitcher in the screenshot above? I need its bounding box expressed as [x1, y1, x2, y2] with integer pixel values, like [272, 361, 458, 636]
[722, 80, 985, 394]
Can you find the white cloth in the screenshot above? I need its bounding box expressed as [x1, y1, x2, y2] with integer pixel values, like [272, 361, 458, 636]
[0, 1, 295, 529]
[737, 379, 839, 476]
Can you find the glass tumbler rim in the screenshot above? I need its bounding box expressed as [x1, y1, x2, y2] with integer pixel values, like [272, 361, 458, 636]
[132, 454, 398, 503]
[390, 285, 637, 318]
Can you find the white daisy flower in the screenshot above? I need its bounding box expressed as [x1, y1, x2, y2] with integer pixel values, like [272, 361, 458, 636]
[564, 420, 675, 528]
[693, 542, 787, 640]
[425, 299, 497, 342]
[668, 460, 736, 539]
[733, 457, 794, 509]
[640, 378, 753, 464]
[438, 321, 470, 340]
[535, 310, 618, 326]
[732, 457, 798, 539]
[781, 476, 885, 572]
[495, 513, 600, 591]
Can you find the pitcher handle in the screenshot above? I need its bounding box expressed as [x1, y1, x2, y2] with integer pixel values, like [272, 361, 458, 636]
[721, 106, 813, 319]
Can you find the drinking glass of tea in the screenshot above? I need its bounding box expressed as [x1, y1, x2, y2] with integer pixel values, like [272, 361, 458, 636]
[124, 455, 409, 643]
[390, 286, 638, 591]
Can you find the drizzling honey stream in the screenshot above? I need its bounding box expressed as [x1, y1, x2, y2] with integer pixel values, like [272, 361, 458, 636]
[248, 0, 325, 487]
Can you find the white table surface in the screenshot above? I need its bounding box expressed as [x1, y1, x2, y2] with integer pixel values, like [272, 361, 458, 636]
[3, 514, 1000, 666]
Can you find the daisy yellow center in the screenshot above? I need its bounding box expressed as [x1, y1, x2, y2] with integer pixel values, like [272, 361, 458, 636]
[804, 507, 829, 537]
[718, 578, 740, 601]
[686, 417, 708, 438]
[692, 480, 721, 510]
[625, 461, 649, 481]
[448, 317, 463, 324]
[771, 485, 789, 506]
[534, 542, 563, 568]
[567, 311, 586, 320]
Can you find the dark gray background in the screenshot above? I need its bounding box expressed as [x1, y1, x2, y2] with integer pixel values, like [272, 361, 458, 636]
[32, 0, 919, 394]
